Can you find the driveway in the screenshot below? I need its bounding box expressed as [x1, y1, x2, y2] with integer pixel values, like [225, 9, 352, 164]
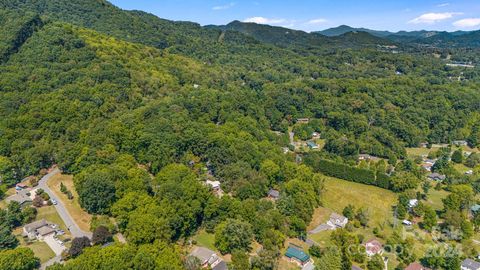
[38, 169, 92, 239]
[43, 234, 66, 256]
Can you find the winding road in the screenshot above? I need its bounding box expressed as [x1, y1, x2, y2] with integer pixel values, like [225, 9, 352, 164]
[38, 168, 92, 239]
[38, 168, 92, 269]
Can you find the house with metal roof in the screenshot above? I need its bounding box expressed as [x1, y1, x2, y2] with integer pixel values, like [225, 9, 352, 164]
[267, 189, 280, 200]
[461, 258, 480, 270]
[306, 141, 319, 150]
[284, 245, 311, 266]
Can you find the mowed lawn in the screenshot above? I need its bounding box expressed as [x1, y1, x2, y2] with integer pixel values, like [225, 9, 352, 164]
[47, 174, 92, 232]
[193, 230, 216, 251]
[309, 176, 397, 244]
[37, 206, 69, 233]
[12, 228, 55, 263]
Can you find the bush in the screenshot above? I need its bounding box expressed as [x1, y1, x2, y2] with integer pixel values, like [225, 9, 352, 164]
[68, 237, 91, 258]
[92, 226, 112, 245]
[32, 196, 44, 208]
[60, 182, 67, 193]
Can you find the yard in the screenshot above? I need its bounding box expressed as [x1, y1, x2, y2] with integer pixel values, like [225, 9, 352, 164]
[192, 230, 216, 251]
[36, 206, 69, 233]
[47, 173, 92, 232]
[309, 176, 398, 245]
[12, 228, 55, 263]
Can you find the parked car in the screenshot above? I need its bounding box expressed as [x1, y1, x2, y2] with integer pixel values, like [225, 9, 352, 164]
[51, 199, 57, 205]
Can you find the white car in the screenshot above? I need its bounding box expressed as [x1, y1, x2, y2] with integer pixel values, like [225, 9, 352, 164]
[51, 199, 58, 205]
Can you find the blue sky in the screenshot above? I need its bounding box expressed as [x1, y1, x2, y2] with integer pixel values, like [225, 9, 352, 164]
[109, 0, 480, 32]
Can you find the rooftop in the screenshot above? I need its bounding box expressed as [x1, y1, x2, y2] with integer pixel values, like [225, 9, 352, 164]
[24, 219, 48, 233]
[37, 226, 56, 236]
[462, 259, 480, 270]
[285, 245, 310, 263]
[268, 189, 280, 198]
[190, 247, 216, 264]
[405, 262, 431, 270]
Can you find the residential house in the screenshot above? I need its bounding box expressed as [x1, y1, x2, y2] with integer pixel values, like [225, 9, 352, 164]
[306, 141, 319, 150]
[419, 142, 429, 148]
[206, 180, 221, 191]
[16, 183, 28, 190]
[365, 239, 383, 257]
[358, 154, 380, 162]
[267, 189, 280, 201]
[427, 173, 446, 181]
[461, 259, 480, 270]
[405, 262, 432, 270]
[312, 132, 321, 139]
[23, 219, 55, 240]
[327, 213, 348, 229]
[408, 199, 419, 208]
[190, 247, 228, 270]
[284, 245, 312, 267]
[453, 140, 468, 147]
[6, 189, 33, 206]
[471, 204, 480, 214]
[421, 164, 433, 172]
[296, 118, 310, 124]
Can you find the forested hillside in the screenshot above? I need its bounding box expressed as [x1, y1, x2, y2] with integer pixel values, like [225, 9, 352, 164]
[0, 1, 480, 269]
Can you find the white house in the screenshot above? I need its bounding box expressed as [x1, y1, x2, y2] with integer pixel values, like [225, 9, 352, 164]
[206, 180, 221, 191]
[408, 199, 419, 208]
[327, 213, 348, 229]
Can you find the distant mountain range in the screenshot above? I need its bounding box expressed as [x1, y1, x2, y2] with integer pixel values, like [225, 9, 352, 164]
[316, 25, 480, 48]
[208, 21, 395, 49]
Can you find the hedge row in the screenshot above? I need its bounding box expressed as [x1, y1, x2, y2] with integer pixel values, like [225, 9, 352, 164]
[306, 158, 392, 190]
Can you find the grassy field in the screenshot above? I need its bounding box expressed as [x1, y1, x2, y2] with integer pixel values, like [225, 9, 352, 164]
[47, 174, 92, 232]
[309, 176, 397, 245]
[193, 230, 216, 251]
[37, 206, 69, 233]
[12, 228, 55, 263]
[424, 185, 449, 211]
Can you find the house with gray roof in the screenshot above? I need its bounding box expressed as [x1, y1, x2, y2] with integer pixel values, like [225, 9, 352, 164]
[428, 173, 446, 181]
[23, 219, 55, 240]
[6, 189, 32, 206]
[462, 259, 480, 270]
[327, 213, 348, 228]
[190, 247, 228, 270]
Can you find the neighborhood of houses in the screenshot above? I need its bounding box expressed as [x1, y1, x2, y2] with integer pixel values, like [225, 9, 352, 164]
[5, 181, 68, 258]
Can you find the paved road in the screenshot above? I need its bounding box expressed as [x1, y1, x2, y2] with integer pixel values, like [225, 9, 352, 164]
[41, 256, 62, 270]
[38, 169, 92, 239]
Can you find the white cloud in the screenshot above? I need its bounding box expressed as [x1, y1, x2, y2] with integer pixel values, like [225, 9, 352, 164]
[453, 18, 480, 28]
[212, 2, 235, 11]
[307, 18, 328, 25]
[243, 17, 287, 25]
[408, 12, 462, 24]
[437, 3, 450, 7]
